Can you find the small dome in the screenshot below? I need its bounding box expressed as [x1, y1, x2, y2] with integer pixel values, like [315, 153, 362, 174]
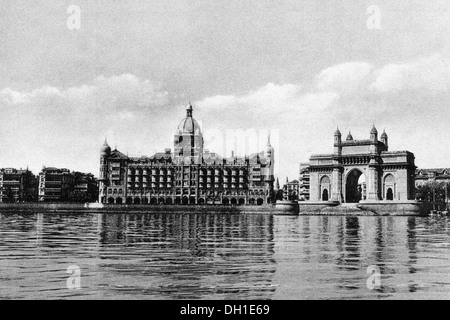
[370, 125, 378, 134]
[177, 117, 202, 135]
[346, 132, 353, 141]
[334, 127, 341, 136]
[381, 130, 388, 139]
[177, 103, 202, 135]
[100, 140, 111, 156]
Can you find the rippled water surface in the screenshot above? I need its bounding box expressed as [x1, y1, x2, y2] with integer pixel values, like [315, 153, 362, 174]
[0, 212, 449, 299]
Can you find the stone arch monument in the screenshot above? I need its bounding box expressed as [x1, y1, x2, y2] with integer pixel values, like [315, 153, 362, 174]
[308, 126, 416, 203]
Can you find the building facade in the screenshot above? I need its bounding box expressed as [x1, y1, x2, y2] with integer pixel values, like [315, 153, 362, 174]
[0, 168, 37, 203]
[99, 104, 275, 205]
[283, 178, 300, 201]
[38, 168, 98, 202]
[72, 172, 99, 202]
[38, 167, 75, 202]
[308, 127, 416, 203]
[415, 168, 450, 187]
[299, 163, 310, 201]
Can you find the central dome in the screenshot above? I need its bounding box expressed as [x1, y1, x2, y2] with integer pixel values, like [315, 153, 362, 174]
[177, 104, 202, 135]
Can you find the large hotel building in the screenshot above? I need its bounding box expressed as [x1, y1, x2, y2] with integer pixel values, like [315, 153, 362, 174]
[99, 104, 275, 205]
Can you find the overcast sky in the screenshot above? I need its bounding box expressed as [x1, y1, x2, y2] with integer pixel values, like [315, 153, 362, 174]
[1, 0, 450, 182]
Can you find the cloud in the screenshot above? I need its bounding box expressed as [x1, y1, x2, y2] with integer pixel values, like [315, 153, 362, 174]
[1, 74, 169, 112]
[316, 62, 374, 94]
[370, 53, 450, 93]
[197, 82, 337, 114]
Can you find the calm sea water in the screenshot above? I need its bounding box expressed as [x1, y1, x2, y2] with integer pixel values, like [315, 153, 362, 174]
[0, 212, 449, 300]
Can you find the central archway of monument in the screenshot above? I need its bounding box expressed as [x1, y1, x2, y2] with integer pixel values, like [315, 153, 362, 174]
[345, 169, 366, 203]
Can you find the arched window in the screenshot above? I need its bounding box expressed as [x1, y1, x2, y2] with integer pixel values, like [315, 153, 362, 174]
[386, 188, 393, 200]
[320, 176, 331, 201]
[322, 189, 329, 201]
[384, 174, 395, 201]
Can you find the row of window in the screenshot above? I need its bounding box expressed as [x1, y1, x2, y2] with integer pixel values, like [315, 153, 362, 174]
[125, 169, 249, 176]
[107, 190, 265, 196]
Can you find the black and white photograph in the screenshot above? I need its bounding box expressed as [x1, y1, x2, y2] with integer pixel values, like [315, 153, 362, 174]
[0, 0, 449, 305]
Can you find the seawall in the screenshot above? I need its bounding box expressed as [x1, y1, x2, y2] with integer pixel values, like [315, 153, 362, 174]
[298, 200, 429, 216]
[0, 203, 288, 215]
[0, 201, 431, 216]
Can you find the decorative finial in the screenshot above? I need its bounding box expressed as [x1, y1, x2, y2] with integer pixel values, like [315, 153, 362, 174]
[186, 102, 193, 117]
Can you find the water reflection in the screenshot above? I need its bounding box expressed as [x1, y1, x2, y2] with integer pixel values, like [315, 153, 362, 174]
[0, 212, 449, 299]
[93, 213, 276, 300]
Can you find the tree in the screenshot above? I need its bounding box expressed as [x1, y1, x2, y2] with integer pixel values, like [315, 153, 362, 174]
[416, 181, 449, 203]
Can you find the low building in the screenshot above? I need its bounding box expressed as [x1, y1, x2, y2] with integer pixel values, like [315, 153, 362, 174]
[299, 163, 310, 201]
[38, 167, 75, 202]
[283, 178, 300, 201]
[415, 168, 450, 204]
[0, 168, 38, 203]
[71, 172, 99, 203]
[38, 168, 98, 202]
[415, 168, 450, 187]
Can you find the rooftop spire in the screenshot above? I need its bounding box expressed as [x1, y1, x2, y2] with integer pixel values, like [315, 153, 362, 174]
[335, 126, 341, 136]
[186, 103, 193, 117]
[370, 124, 378, 134]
